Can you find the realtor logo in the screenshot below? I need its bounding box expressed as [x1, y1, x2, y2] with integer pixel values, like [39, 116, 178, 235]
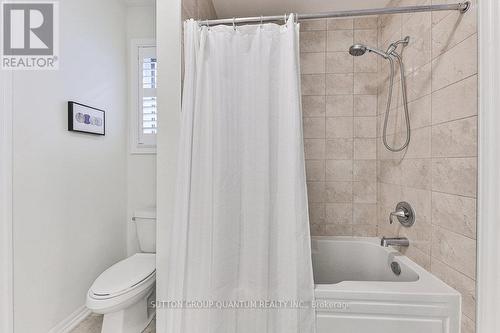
[1, 2, 59, 70]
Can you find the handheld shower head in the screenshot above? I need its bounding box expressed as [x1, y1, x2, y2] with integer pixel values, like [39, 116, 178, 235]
[348, 44, 389, 59]
[349, 44, 367, 56]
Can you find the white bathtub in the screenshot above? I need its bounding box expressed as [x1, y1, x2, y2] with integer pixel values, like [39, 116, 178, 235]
[312, 237, 461, 333]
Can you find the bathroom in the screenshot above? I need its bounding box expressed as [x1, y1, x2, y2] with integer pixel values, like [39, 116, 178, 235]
[0, 0, 498, 333]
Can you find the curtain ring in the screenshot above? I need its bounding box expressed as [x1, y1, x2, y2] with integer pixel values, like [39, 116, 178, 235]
[260, 15, 263, 28]
[295, 13, 299, 24]
[233, 17, 236, 31]
[284, 13, 287, 23]
[206, 19, 210, 30]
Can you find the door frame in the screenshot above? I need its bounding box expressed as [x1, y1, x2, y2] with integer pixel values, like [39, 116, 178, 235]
[477, 0, 500, 332]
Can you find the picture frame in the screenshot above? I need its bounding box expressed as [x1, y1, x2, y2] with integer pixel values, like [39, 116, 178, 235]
[68, 101, 105, 136]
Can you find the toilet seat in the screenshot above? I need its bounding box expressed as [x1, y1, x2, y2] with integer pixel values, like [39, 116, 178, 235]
[89, 253, 155, 299]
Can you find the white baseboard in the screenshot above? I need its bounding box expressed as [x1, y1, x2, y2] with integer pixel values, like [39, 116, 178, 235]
[48, 305, 91, 333]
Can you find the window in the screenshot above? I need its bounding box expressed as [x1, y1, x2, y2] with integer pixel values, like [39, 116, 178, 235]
[130, 40, 157, 153]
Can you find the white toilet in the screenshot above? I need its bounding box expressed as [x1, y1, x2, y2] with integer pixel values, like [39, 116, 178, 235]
[86, 210, 156, 333]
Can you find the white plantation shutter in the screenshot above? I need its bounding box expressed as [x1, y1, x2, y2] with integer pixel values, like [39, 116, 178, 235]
[138, 46, 157, 146]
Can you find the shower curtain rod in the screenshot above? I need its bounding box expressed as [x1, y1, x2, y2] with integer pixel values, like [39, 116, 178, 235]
[199, 1, 470, 26]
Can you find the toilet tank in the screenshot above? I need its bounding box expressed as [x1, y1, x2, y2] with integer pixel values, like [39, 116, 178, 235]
[134, 209, 156, 253]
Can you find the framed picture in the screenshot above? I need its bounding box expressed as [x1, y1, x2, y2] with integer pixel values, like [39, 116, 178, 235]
[68, 101, 105, 135]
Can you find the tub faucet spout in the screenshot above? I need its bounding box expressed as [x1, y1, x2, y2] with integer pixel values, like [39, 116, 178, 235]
[381, 237, 409, 247]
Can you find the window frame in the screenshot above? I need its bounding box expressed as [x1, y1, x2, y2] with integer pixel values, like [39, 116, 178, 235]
[129, 38, 157, 154]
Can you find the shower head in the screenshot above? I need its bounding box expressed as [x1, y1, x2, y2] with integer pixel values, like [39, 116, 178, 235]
[349, 44, 390, 59]
[349, 44, 367, 56]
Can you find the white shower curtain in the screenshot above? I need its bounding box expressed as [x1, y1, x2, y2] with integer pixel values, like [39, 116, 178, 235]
[164, 16, 315, 333]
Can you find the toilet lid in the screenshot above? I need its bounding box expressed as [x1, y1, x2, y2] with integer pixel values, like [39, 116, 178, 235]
[90, 253, 155, 297]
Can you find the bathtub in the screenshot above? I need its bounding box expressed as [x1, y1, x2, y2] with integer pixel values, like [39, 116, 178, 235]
[312, 237, 461, 333]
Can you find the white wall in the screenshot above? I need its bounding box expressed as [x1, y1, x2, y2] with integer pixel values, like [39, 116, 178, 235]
[0, 71, 14, 333]
[11, 0, 128, 331]
[125, 4, 157, 255]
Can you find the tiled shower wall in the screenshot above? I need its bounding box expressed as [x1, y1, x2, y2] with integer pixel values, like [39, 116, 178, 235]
[376, 1, 478, 332]
[301, 17, 380, 237]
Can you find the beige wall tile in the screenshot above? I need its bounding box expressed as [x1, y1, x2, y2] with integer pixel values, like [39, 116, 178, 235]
[326, 203, 353, 224]
[401, 158, 431, 190]
[354, 29, 378, 46]
[326, 117, 354, 138]
[326, 95, 353, 116]
[354, 138, 377, 159]
[302, 96, 326, 117]
[352, 225, 377, 236]
[353, 181, 377, 203]
[326, 181, 353, 203]
[303, 117, 326, 139]
[301, 74, 325, 95]
[431, 34, 477, 91]
[326, 52, 353, 73]
[301, 19, 326, 31]
[432, 157, 477, 197]
[308, 203, 326, 224]
[326, 138, 354, 159]
[400, 246, 431, 270]
[378, 182, 403, 208]
[310, 224, 326, 236]
[354, 53, 378, 73]
[399, 219, 432, 254]
[326, 160, 352, 181]
[432, 117, 477, 157]
[354, 73, 379, 94]
[354, 117, 377, 138]
[326, 73, 354, 95]
[432, 74, 477, 124]
[432, 191, 476, 238]
[407, 95, 432, 129]
[354, 17, 378, 29]
[404, 35, 432, 74]
[327, 30, 354, 52]
[305, 160, 325, 181]
[307, 182, 325, 203]
[401, 186, 432, 222]
[304, 139, 325, 159]
[353, 160, 377, 182]
[300, 31, 326, 52]
[431, 226, 476, 279]
[430, 258, 476, 321]
[354, 95, 377, 116]
[300, 52, 326, 74]
[353, 203, 377, 225]
[406, 63, 432, 102]
[405, 126, 431, 159]
[378, 159, 403, 185]
[460, 314, 475, 333]
[327, 18, 353, 30]
[325, 224, 353, 236]
[402, 12, 431, 72]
